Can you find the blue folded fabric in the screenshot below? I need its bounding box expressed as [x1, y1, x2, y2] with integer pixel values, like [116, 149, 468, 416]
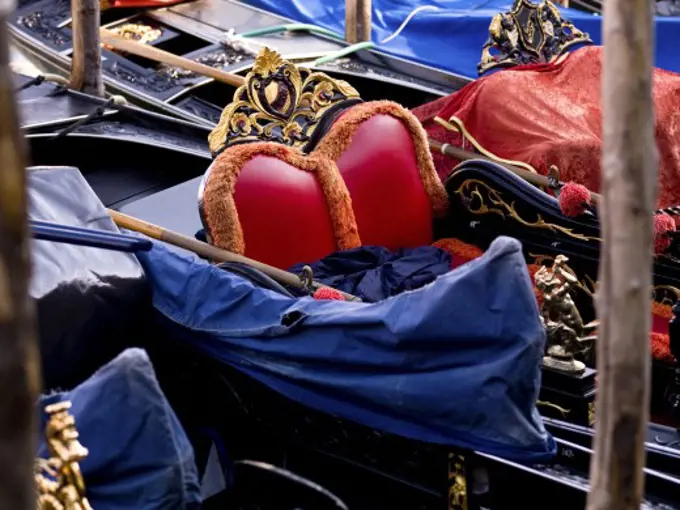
[36, 349, 201, 510]
[289, 245, 451, 302]
[137, 236, 556, 462]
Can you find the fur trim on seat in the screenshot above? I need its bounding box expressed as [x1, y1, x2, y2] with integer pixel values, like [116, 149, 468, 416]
[202, 142, 361, 255]
[314, 100, 449, 216]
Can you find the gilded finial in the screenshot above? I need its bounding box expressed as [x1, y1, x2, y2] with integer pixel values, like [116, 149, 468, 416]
[36, 400, 93, 510]
[477, 0, 593, 76]
[208, 47, 362, 155]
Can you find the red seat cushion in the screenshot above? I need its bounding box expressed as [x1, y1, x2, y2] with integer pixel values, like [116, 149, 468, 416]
[201, 101, 448, 269]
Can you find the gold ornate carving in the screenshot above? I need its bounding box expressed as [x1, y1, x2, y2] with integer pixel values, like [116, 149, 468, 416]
[478, 0, 593, 76]
[448, 453, 468, 510]
[535, 255, 598, 373]
[588, 402, 595, 426]
[208, 47, 362, 154]
[36, 401, 92, 510]
[454, 179, 599, 242]
[108, 23, 162, 45]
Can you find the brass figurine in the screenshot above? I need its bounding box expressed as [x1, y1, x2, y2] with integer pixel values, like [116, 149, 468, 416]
[36, 401, 93, 510]
[534, 255, 598, 373]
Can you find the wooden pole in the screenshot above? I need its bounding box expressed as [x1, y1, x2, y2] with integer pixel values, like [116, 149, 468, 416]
[0, 0, 42, 508]
[69, 0, 104, 96]
[345, 0, 372, 43]
[587, 0, 656, 505]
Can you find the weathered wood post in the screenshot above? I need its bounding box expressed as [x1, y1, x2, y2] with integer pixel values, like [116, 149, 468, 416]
[587, 0, 657, 506]
[345, 0, 372, 43]
[69, 0, 104, 96]
[0, 0, 42, 508]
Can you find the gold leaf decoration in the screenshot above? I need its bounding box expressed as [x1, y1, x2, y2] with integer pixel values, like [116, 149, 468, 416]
[209, 47, 362, 154]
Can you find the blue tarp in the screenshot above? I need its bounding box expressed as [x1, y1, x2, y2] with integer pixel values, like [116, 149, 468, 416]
[138, 236, 556, 462]
[240, 0, 680, 78]
[37, 349, 202, 510]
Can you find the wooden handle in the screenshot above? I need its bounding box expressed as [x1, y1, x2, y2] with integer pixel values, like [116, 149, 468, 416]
[108, 210, 360, 301]
[99, 29, 246, 88]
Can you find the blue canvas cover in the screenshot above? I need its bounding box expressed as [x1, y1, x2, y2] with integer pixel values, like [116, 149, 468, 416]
[240, 0, 680, 78]
[37, 349, 201, 510]
[138, 236, 556, 462]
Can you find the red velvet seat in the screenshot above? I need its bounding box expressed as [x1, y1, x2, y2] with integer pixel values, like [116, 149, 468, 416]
[201, 51, 448, 269]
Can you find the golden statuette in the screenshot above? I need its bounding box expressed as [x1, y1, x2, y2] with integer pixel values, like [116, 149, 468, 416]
[535, 255, 598, 373]
[478, 0, 593, 76]
[36, 401, 93, 510]
[209, 47, 362, 155]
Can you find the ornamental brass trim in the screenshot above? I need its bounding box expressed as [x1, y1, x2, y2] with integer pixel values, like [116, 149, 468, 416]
[108, 23, 162, 45]
[448, 453, 468, 510]
[478, 0, 593, 76]
[454, 178, 599, 242]
[208, 47, 362, 155]
[36, 401, 92, 510]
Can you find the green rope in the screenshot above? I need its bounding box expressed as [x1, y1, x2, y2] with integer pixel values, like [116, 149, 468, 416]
[313, 41, 376, 66]
[240, 23, 343, 40]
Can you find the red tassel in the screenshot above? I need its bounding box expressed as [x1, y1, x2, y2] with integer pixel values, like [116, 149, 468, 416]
[558, 182, 591, 217]
[313, 287, 346, 301]
[654, 212, 676, 255]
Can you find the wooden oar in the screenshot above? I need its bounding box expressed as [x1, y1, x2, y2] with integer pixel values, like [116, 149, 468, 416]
[108, 210, 360, 301]
[99, 29, 246, 88]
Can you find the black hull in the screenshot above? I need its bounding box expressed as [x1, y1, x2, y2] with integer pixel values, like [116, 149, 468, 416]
[9, 0, 468, 127]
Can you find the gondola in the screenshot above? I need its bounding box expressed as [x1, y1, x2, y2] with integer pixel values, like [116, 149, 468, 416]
[8, 0, 466, 126]
[15, 39, 680, 508]
[15, 0, 680, 430]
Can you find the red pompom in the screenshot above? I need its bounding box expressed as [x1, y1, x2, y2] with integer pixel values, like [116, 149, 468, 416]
[654, 212, 676, 254]
[558, 182, 591, 217]
[313, 287, 346, 301]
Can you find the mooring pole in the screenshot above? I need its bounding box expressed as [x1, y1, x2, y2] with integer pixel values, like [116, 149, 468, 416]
[0, 0, 42, 509]
[345, 0, 372, 43]
[69, 0, 104, 96]
[587, 0, 657, 506]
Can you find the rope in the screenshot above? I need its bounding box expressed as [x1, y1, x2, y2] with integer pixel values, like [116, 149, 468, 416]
[379, 5, 440, 44]
[240, 23, 343, 40]
[14, 73, 69, 93]
[50, 96, 126, 139]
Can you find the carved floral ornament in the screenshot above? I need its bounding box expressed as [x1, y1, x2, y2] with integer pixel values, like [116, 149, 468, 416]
[477, 0, 594, 76]
[208, 47, 362, 155]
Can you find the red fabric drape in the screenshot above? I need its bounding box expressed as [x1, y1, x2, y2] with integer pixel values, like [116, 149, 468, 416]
[414, 46, 680, 208]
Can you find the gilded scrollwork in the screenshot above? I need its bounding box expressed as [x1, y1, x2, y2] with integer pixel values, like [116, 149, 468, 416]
[208, 47, 362, 154]
[108, 23, 162, 45]
[35, 401, 92, 510]
[454, 178, 599, 242]
[448, 453, 468, 510]
[478, 0, 593, 75]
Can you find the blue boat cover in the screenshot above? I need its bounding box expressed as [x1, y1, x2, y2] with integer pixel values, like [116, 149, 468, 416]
[241, 0, 680, 78]
[288, 245, 452, 302]
[37, 349, 202, 510]
[138, 236, 556, 462]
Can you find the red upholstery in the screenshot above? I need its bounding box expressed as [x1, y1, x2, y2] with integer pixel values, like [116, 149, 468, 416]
[234, 156, 339, 270]
[334, 114, 434, 250]
[201, 101, 448, 269]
